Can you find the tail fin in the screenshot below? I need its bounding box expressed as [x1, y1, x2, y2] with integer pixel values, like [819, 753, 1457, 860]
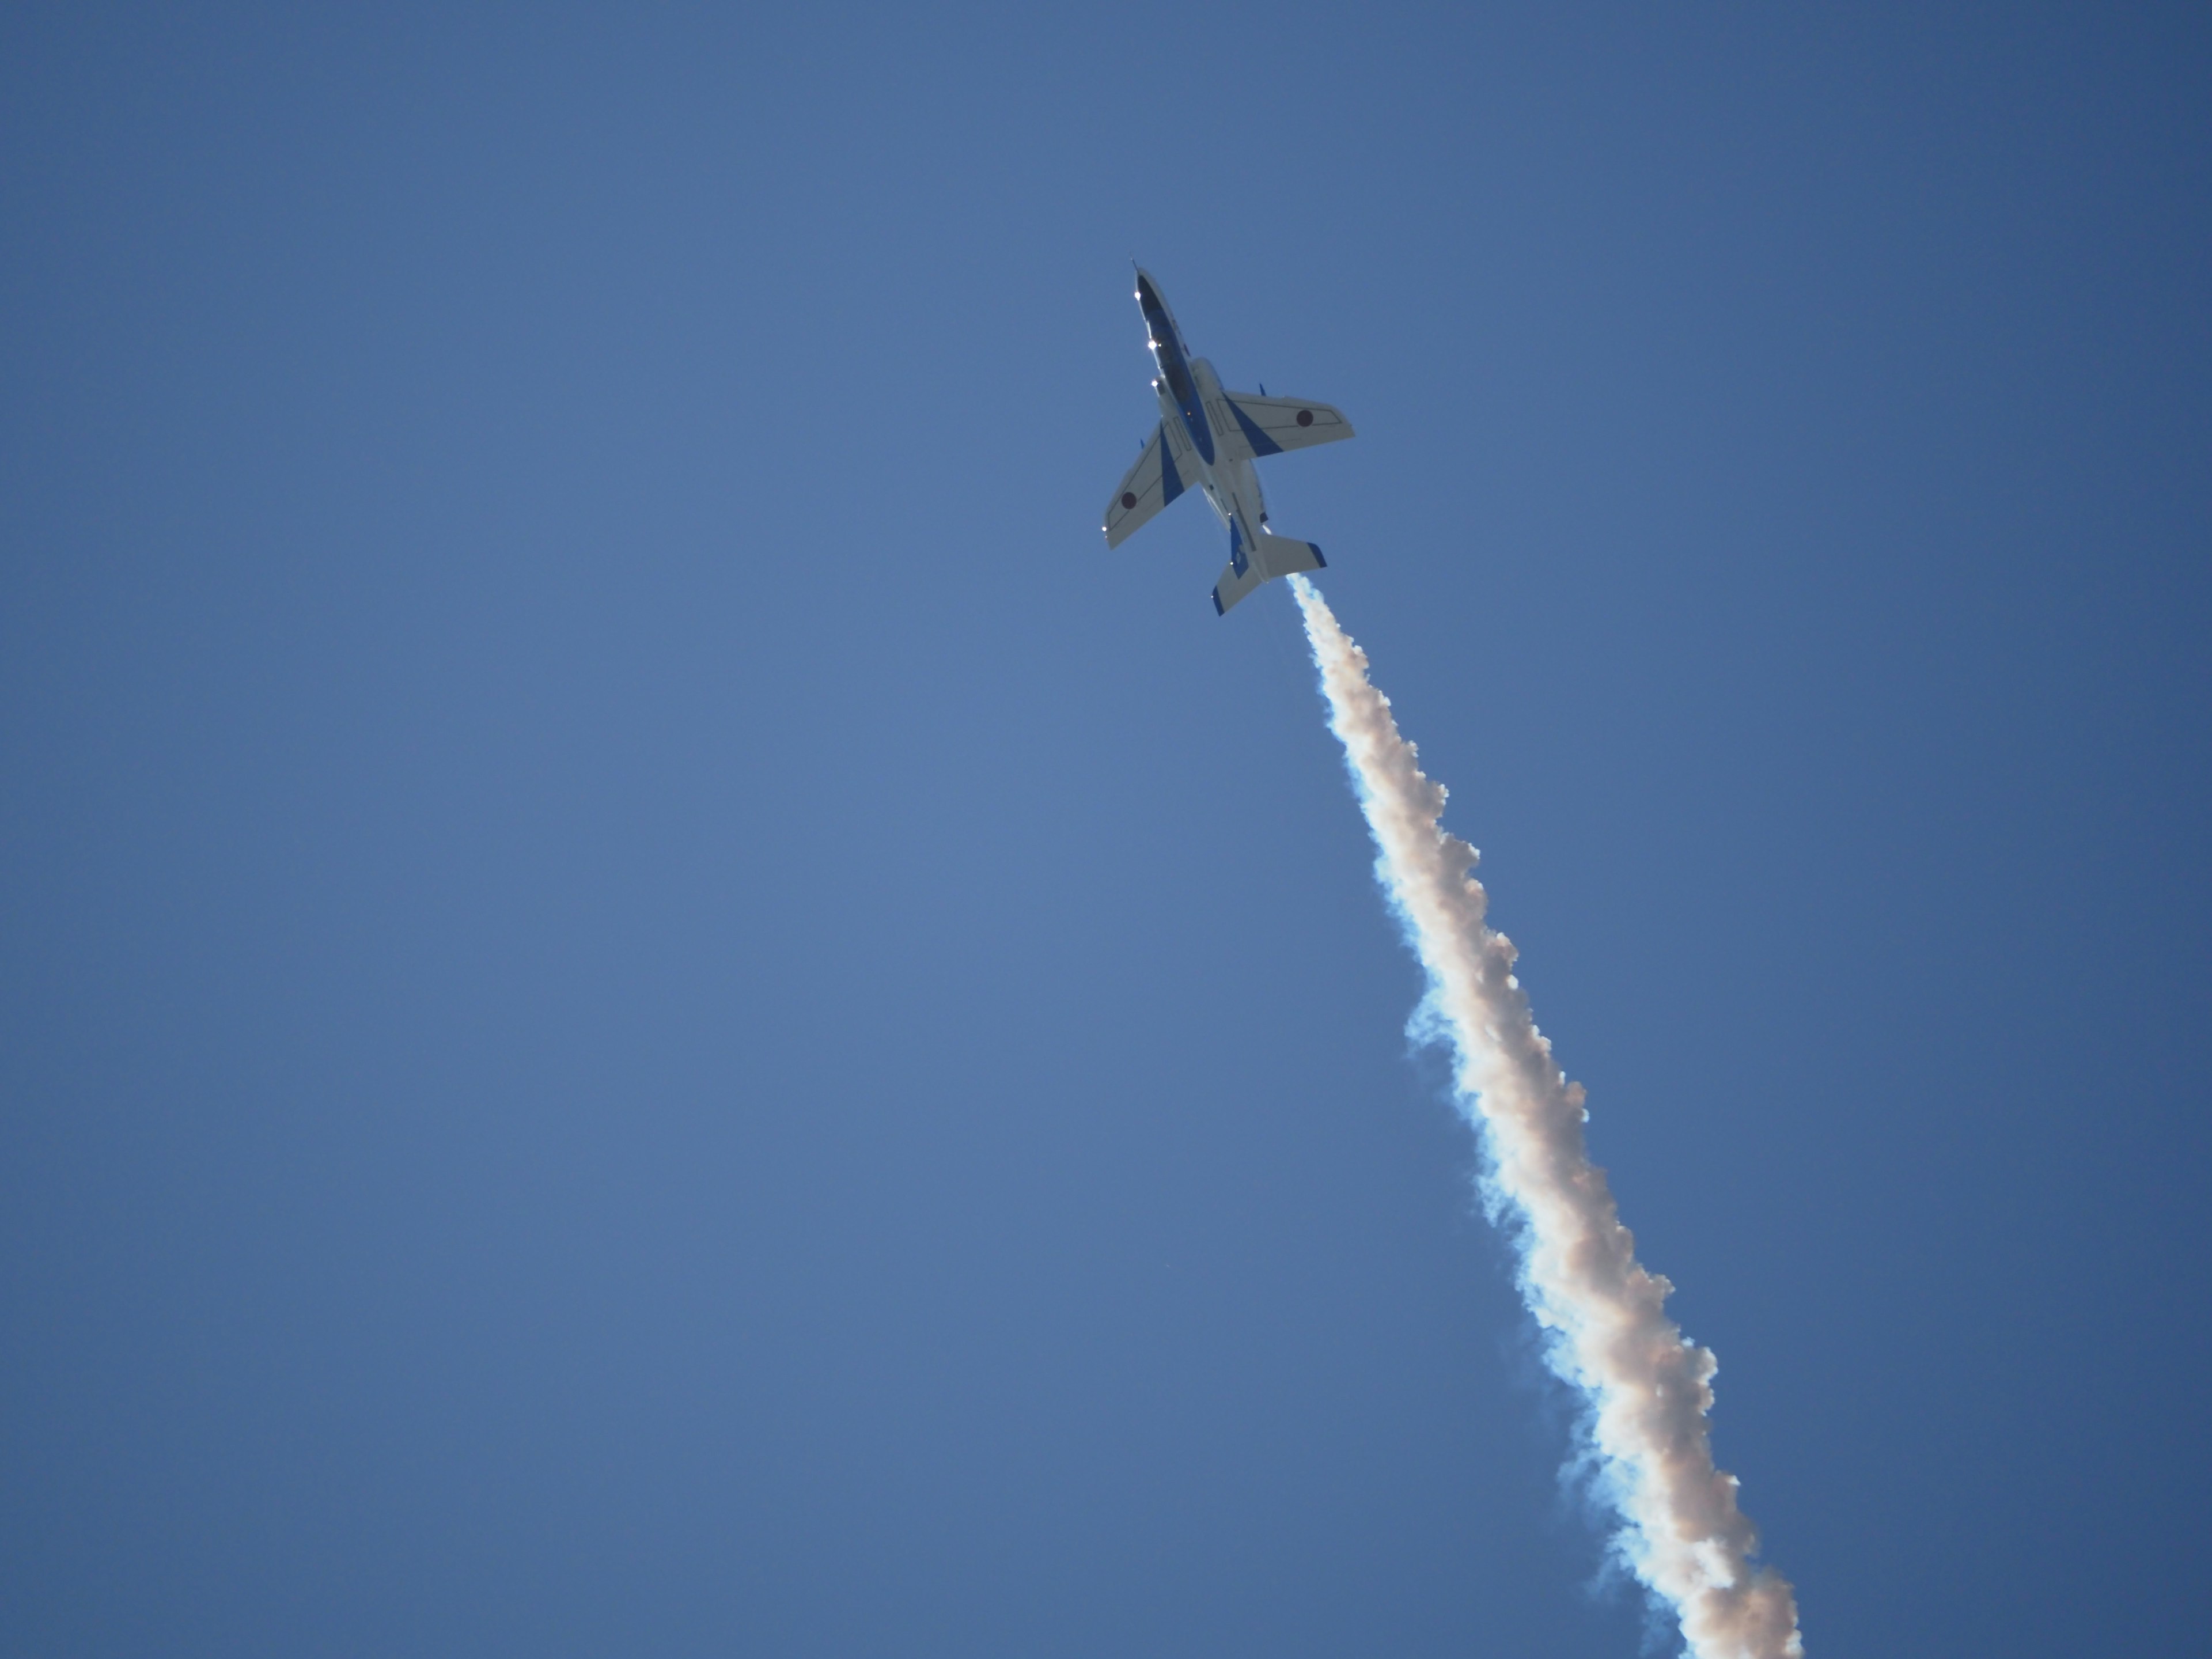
[1211, 531, 1327, 615]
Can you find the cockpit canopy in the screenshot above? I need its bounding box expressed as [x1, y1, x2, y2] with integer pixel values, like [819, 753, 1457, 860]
[1137, 275, 1197, 404]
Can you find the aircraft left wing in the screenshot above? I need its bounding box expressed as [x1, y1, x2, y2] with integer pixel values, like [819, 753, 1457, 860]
[1209, 392, 1355, 462]
[1103, 421, 1186, 548]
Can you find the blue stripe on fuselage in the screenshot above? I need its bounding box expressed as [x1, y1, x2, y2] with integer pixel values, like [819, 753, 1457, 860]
[1138, 280, 1215, 467]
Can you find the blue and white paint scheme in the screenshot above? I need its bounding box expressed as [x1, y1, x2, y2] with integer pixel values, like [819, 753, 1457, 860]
[1104, 268, 1355, 615]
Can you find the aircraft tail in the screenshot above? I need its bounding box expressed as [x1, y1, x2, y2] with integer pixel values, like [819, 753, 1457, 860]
[1213, 531, 1327, 615]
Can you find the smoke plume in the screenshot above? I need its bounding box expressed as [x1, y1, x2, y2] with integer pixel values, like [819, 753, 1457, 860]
[1287, 576, 1803, 1659]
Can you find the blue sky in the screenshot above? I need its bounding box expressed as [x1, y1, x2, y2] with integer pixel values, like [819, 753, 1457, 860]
[4, 5, 2208, 1655]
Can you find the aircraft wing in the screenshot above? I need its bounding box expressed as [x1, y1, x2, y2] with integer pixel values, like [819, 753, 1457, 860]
[1103, 421, 1187, 548]
[1209, 392, 1355, 462]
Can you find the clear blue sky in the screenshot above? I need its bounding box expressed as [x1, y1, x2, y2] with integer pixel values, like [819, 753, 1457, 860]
[4, 6, 2207, 1656]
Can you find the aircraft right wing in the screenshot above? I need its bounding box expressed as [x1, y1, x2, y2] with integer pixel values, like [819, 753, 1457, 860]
[1209, 392, 1355, 461]
[1103, 421, 1187, 548]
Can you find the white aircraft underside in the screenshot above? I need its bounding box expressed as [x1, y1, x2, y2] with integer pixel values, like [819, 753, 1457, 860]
[1103, 268, 1354, 615]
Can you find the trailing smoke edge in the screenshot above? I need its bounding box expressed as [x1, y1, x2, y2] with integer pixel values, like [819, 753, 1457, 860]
[1287, 575, 1806, 1659]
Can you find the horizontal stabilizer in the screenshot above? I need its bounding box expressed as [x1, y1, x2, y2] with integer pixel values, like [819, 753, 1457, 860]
[1212, 531, 1327, 615]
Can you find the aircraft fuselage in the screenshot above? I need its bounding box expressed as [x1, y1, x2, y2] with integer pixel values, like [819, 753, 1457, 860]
[1137, 273, 1274, 565]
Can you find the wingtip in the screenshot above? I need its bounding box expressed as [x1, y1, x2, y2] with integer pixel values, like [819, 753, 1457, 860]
[1211, 587, 1225, 616]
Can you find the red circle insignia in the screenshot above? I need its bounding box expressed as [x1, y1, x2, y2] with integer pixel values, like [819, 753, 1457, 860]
[1121, 492, 1138, 510]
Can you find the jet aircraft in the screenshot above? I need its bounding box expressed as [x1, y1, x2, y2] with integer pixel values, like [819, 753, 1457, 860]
[1103, 269, 1354, 614]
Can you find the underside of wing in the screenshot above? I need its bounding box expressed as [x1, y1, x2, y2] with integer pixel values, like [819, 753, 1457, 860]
[1210, 392, 1354, 461]
[1103, 422, 1187, 548]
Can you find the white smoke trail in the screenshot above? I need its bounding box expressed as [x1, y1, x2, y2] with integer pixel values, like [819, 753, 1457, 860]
[1287, 576, 1803, 1659]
